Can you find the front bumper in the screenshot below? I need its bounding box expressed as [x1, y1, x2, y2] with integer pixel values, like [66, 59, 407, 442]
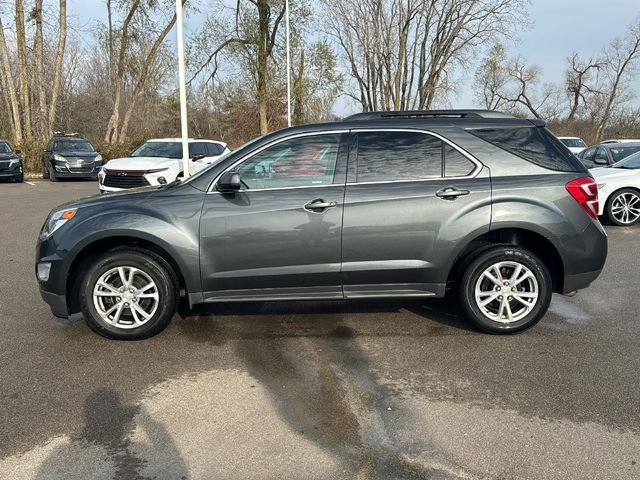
[39, 287, 68, 318]
[0, 164, 23, 180]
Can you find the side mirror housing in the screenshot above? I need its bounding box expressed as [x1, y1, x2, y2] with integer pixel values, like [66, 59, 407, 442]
[14, 149, 21, 154]
[594, 157, 608, 165]
[217, 171, 241, 192]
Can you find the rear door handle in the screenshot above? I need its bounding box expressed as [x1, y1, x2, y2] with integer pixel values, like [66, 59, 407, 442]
[436, 187, 470, 200]
[304, 199, 337, 212]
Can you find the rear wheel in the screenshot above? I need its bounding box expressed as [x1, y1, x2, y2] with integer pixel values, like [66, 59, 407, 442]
[459, 246, 552, 334]
[605, 189, 640, 226]
[80, 249, 178, 340]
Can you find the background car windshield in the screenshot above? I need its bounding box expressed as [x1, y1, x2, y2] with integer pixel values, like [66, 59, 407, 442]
[0, 142, 12, 153]
[54, 140, 94, 152]
[561, 139, 586, 148]
[131, 142, 182, 159]
[609, 146, 640, 162]
[616, 152, 640, 169]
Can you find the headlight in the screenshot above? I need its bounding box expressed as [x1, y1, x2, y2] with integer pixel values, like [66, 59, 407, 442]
[145, 168, 169, 174]
[9, 159, 20, 167]
[95, 154, 103, 162]
[53, 154, 67, 163]
[40, 208, 77, 240]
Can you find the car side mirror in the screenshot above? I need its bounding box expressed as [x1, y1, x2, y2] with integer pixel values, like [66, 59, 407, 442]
[96, 149, 101, 153]
[14, 149, 21, 154]
[594, 157, 608, 165]
[192, 154, 205, 161]
[217, 171, 241, 192]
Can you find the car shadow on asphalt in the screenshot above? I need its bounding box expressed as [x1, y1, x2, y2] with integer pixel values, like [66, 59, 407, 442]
[171, 299, 477, 478]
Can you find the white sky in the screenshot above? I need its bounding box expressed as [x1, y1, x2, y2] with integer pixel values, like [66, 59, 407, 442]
[67, 0, 640, 114]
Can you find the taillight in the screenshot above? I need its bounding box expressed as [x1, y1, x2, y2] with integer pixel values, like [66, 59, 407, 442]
[566, 177, 599, 220]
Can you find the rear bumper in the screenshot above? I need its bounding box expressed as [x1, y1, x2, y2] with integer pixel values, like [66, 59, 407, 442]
[39, 288, 68, 318]
[559, 220, 607, 294]
[562, 269, 602, 294]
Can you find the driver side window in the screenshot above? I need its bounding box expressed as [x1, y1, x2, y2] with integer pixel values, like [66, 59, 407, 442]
[236, 134, 340, 190]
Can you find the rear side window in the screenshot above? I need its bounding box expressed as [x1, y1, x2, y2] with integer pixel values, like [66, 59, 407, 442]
[609, 146, 640, 162]
[189, 142, 207, 158]
[469, 127, 582, 172]
[356, 132, 442, 182]
[206, 143, 224, 156]
[444, 145, 476, 177]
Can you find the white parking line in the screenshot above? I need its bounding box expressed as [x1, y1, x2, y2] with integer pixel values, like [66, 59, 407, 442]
[25, 181, 36, 186]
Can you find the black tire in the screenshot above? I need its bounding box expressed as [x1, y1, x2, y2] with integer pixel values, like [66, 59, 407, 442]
[80, 248, 178, 340]
[605, 188, 640, 226]
[459, 246, 552, 334]
[42, 162, 50, 179]
[49, 164, 58, 182]
[15, 174, 23, 183]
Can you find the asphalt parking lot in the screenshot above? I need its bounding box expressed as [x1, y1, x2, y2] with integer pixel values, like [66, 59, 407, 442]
[1, 180, 639, 480]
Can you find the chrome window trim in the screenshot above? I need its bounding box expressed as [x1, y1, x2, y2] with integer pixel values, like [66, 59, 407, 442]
[208, 130, 348, 193]
[207, 127, 483, 194]
[350, 128, 483, 182]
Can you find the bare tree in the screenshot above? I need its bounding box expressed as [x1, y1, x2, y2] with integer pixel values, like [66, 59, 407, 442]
[0, 16, 23, 143]
[14, 0, 32, 140]
[322, 0, 527, 112]
[48, 0, 67, 138]
[565, 53, 601, 123]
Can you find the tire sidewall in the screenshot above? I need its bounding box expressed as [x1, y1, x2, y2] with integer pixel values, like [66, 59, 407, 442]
[80, 251, 176, 340]
[460, 247, 552, 334]
[606, 189, 640, 226]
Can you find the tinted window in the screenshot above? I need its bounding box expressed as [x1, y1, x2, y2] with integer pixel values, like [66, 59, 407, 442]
[189, 142, 207, 158]
[236, 134, 340, 189]
[560, 138, 586, 148]
[53, 140, 95, 152]
[595, 148, 609, 162]
[582, 147, 596, 161]
[356, 132, 442, 182]
[131, 142, 182, 159]
[470, 127, 581, 172]
[616, 152, 640, 169]
[0, 142, 11, 153]
[609, 146, 640, 162]
[206, 143, 223, 156]
[444, 145, 475, 177]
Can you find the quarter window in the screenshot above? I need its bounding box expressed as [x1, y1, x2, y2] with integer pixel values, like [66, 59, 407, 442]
[236, 134, 340, 189]
[356, 131, 442, 182]
[444, 145, 476, 177]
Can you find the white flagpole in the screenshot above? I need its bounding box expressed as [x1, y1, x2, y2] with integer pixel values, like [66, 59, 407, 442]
[176, 0, 190, 177]
[285, 0, 291, 127]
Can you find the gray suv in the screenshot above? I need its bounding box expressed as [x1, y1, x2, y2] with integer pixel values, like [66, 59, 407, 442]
[36, 110, 607, 339]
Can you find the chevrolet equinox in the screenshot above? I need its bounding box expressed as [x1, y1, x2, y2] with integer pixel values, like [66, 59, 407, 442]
[36, 110, 608, 339]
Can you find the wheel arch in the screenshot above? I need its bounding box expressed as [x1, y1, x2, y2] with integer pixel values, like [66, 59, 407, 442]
[447, 227, 565, 294]
[65, 235, 189, 315]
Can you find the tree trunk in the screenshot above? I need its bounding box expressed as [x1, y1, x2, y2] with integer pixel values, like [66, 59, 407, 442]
[118, 7, 180, 142]
[257, 0, 269, 134]
[33, 0, 48, 141]
[47, 0, 67, 140]
[293, 49, 305, 125]
[14, 0, 32, 140]
[104, 0, 141, 144]
[0, 17, 23, 143]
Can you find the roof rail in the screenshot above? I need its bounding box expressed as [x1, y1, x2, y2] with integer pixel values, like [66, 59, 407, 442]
[344, 110, 516, 121]
[53, 131, 80, 137]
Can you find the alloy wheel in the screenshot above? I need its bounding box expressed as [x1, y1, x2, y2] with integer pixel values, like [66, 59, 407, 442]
[474, 261, 539, 324]
[92, 266, 160, 329]
[610, 192, 640, 225]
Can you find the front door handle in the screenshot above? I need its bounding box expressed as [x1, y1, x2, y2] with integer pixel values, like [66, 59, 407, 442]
[304, 199, 337, 212]
[436, 187, 470, 200]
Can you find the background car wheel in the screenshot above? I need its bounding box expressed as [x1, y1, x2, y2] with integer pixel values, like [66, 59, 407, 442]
[15, 174, 23, 183]
[459, 246, 552, 334]
[605, 189, 640, 226]
[80, 248, 178, 340]
[42, 163, 49, 179]
[49, 165, 58, 182]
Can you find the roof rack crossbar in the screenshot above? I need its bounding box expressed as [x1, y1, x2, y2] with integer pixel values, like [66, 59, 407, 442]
[344, 110, 515, 121]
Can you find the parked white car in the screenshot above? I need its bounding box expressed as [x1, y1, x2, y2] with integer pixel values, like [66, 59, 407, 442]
[98, 138, 230, 193]
[557, 136, 587, 155]
[592, 151, 640, 226]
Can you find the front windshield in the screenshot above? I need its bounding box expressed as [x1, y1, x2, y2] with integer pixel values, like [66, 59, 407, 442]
[613, 151, 640, 169]
[609, 146, 640, 162]
[131, 141, 182, 159]
[53, 139, 95, 152]
[0, 142, 12, 154]
[560, 138, 586, 148]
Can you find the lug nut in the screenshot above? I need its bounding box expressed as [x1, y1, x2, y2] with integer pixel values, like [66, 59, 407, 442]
[124, 303, 129, 308]
[498, 295, 503, 300]
[119, 287, 125, 292]
[132, 297, 137, 302]
[129, 288, 135, 293]
[508, 296, 513, 300]
[117, 297, 121, 301]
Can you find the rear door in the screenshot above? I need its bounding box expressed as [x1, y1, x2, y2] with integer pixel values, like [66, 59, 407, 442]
[341, 129, 491, 298]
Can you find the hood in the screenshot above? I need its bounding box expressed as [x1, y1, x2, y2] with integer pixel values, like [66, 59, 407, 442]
[0, 153, 18, 160]
[55, 151, 99, 159]
[54, 186, 160, 212]
[104, 156, 179, 171]
[591, 166, 638, 180]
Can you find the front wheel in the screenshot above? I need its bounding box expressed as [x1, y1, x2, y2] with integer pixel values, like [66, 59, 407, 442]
[459, 246, 552, 334]
[605, 189, 640, 226]
[49, 164, 58, 182]
[80, 249, 178, 340]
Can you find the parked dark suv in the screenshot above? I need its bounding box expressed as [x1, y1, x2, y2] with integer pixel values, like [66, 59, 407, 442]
[0, 140, 23, 182]
[36, 110, 607, 339]
[42, 134, 102, 181]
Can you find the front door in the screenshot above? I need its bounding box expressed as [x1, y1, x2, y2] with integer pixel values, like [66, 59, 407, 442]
[199, 132, 348, 301]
